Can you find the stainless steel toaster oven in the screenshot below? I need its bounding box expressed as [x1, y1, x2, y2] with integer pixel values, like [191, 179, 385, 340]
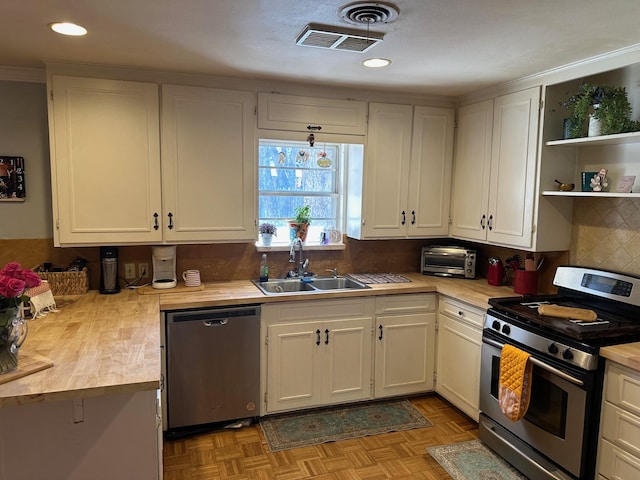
[421, 246, 476, 278]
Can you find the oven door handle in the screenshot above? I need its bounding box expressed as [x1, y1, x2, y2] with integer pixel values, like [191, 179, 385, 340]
[483, 337, 584, 387]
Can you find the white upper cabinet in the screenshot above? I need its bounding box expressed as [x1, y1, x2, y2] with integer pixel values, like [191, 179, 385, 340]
[450, 87, 545, 250]
[257, 92, 367, 135]
[49, 75, 163, 246]
[161, 85, 256, 242]
[347, 103, 454, 239]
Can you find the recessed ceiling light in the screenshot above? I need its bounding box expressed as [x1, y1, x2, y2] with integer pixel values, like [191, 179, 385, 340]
[50, 22, 88, 36]
[363, 58, 391, 68]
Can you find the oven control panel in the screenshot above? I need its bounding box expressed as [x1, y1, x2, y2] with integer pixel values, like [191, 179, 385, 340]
[484, 314, 598, 371]
[554, 266, 640, 306]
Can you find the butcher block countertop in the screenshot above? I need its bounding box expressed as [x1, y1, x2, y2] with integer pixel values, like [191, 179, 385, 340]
[0, 273, 514, 407]
[601, 343, 640, 372]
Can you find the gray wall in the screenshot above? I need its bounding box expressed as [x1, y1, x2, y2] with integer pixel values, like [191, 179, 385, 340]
[0, 81, 52, 239]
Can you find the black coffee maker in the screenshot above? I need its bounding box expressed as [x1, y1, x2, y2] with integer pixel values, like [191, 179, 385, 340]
[99, 246, 120, 294]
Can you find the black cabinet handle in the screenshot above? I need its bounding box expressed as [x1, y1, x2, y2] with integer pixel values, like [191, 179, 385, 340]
[488, 214, 493, 231]
[401, 211, 406, 225]
[324, 328, 329, 345]
[480, 214, 486, 230]
[378, 324, 383, 341]
[307, 125, 322, 131]
[316, 329, 321, 346]
[168, 212, 174, 230]
[153, 212, 159, 230]
[411, 210, 416, 225]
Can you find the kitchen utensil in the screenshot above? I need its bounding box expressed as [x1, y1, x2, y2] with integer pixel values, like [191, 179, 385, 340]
[525, 253, 536, 271]
[537, 304, 598, 321]
[554, 179, 575, 191]
[512, 254, 522, 268]
[536, 256, 544, 270]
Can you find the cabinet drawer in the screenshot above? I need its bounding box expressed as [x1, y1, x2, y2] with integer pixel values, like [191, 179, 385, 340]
[438, 296, 485, 328]
[257, 93, 367, 135]
[375, 294, 436, 315]
[598, 438, 640, 480]
[263, 298, 375, 324]
[601, 401, 640, 458]
[606, 363, 640, 417]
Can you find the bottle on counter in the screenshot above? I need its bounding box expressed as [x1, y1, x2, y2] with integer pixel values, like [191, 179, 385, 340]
[259, 254, 269, 282]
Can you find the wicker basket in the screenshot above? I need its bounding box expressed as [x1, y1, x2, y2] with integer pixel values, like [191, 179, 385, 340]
[35, 267, 89, 295]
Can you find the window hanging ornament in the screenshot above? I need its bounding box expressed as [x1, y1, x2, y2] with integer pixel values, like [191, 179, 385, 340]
[317, 151, 333, 168]
[278, 151, 286, 165]
[296, 150, 309, 166]
[307, 133, 315, 147]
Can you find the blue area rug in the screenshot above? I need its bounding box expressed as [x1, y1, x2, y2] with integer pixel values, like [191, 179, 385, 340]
[427, 440, 527, 480]
[261, 399, 432, 452]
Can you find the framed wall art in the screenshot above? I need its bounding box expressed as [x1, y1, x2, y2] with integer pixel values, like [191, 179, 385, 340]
[0, 156, 26, 201]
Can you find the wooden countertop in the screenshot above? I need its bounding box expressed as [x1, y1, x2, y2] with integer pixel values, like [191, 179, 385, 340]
[0, 273, 515, 407]
[601, 343, 640, 372]
[158, 273, 516, 311]
[0, 289, 160, 407]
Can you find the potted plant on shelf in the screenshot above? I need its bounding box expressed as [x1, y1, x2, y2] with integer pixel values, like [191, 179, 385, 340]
[289, 205, 311, 242]
[258, 222, 277, 246]
[561, 83, 640, 138]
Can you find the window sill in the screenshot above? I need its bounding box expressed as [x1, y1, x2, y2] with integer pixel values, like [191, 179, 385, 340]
[255, 242, 346, 252]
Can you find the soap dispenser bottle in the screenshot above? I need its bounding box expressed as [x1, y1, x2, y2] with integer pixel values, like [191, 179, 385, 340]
[259, 254, 269, 282]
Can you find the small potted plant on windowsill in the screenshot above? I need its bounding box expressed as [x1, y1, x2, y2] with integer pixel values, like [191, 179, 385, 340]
[258, 223, 277, 246]
[289, 205, 311, 242]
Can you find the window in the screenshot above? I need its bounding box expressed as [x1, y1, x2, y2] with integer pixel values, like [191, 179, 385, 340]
[258, 139, 359, 245]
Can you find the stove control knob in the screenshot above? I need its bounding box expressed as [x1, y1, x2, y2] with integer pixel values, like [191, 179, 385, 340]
[548, 343, 559, 354]
[501, 324, 511, 335]
[492, 320, 501, 331]
[562, 348, 574, 360]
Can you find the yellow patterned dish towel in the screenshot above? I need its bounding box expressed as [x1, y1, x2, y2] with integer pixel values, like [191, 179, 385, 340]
[498, 344, 533, 422]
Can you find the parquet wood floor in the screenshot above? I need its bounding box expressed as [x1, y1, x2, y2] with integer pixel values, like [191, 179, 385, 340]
[163, 394, 478, 479]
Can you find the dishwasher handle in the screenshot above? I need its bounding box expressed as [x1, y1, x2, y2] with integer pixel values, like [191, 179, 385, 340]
[204, 319, 228, 327]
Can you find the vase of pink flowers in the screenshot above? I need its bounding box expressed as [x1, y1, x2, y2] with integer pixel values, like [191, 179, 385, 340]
[0, 262, 41, 373]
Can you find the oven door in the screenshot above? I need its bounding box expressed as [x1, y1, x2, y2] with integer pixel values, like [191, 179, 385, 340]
[480, 334, 589, 478]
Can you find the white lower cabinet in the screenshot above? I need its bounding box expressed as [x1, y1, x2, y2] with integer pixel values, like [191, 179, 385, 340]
[435, 295, 485, 421]
[262, 298, 375, 413]
[598, 361, 640, 479]
[373, 294, 437, 398]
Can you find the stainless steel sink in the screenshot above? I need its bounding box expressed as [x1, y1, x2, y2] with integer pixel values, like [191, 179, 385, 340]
[252, 276, 370, 295]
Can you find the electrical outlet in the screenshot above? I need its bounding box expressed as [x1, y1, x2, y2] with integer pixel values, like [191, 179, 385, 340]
[124, 263, 136, 279]
[138, 263, 149, 279]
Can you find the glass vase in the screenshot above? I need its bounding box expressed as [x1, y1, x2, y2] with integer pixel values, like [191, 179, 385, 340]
[0, 307, 28, 374]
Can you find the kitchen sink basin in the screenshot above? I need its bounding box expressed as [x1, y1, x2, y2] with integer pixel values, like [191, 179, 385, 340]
[252, 276, 370, 295]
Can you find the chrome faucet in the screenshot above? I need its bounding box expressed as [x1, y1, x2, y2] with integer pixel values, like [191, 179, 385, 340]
[288, 238, 309, 278]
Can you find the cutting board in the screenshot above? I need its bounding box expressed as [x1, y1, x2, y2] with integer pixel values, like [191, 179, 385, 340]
[0, 352, 54, 385]
[137, 283, 205, 295]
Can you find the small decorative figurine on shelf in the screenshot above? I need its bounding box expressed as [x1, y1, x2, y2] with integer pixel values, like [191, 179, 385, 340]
[590, 168, 609, 192]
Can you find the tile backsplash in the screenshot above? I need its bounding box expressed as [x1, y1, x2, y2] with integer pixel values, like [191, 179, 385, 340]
[571, 197, 640, 275]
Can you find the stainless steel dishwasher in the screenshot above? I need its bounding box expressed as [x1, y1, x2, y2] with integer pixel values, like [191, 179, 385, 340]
[165, 305, 260, 432]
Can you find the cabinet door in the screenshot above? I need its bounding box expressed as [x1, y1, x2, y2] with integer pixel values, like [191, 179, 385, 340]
[266, 322, 322, 412]
[407, 106, 455, 237]
[487, 87, 540, 248]
[374, 312, 436, 398]
[436, 312, 482, 421]
[257, 92, 367, 135]
[162, 85, 256, 242]
[50, 76, 162, 245]
[449, 100, 493, 242]
[363, 103, 414, 238]
[323, 317, 373, 405]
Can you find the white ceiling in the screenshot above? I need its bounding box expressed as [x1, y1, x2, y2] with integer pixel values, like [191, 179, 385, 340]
[3, 0, 640, 97]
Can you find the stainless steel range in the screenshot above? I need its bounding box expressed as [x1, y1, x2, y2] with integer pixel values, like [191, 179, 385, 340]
[480, 266, 640, 480]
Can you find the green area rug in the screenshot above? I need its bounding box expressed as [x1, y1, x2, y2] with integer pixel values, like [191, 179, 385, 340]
[427, 440, 527, 480]
[260, 399, 432, 452]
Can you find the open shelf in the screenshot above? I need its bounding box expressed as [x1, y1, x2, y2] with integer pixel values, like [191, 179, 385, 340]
[546, 131, 640, 147]
[542, 191, 640, 197]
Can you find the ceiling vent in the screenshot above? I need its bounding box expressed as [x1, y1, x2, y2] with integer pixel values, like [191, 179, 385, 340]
[338, 2, 400, 26]
[295, 23, 383, 53]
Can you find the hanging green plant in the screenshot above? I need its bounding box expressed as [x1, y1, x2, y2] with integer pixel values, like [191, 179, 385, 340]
[560, 83, 640, 138]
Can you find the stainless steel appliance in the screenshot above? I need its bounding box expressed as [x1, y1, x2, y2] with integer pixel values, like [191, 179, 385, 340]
[165, 305, 261, 434]
[480, 266, 640, 480]
[99, 246, 120, 294]
[421, 245, 476, 278]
